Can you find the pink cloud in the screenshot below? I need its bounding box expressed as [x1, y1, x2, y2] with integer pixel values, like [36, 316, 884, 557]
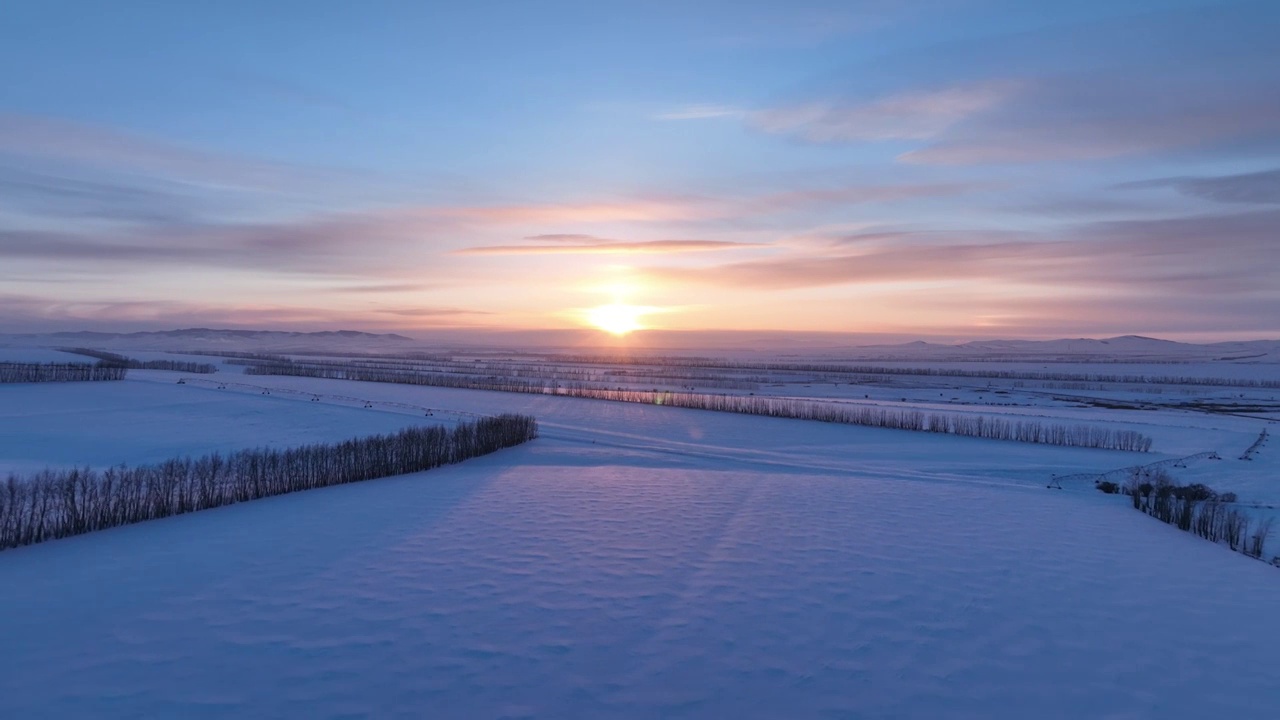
[751, 81, 1018, 142]
[426, 198, 718, 224]
[646, 209, 1280, 294]
[455, 239, 760, 256]
[899, 75, 1280, 165]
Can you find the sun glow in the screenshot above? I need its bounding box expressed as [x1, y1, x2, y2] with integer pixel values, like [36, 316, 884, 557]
[586, 303, 651, 335]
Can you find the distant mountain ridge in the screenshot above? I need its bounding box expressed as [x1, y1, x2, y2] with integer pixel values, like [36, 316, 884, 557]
[0, 328, 417, 353]
[849, 335, 1280, 362]
[38, 328, 414, 341]
[1, 328, 1276, 361]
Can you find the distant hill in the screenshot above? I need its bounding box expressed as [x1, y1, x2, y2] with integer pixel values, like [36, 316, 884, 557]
[845, 335, 1280, 362]
[0, 328, 418, 353]
[1, 327, 1277, 362]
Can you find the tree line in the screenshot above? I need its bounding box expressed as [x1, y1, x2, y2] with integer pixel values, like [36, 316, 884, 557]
[541, 356, 1280, 389]
[245, 362, 1153, 452]
[1117, 470, 1274, 562]
[239, 350, 1277, 389]
[237, 355, 759, 390]
[0, 362, 127, 384]
[59, 348, 217, 374]
[0, 414, 538, 550]
[186, 350, 293, 363]
[543, 352, 1195, 367]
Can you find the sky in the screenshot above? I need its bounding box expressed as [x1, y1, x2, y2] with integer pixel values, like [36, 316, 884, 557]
[1, 0, 1278, 342]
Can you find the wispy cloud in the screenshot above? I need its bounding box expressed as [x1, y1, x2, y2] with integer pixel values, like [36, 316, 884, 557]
[750, 182, 994, 211]
[523, 234, 607, 243]
[0, 293, 490, 333]
[655, 105, 745, 121]
[634, 208, 1280, 335]
[455, 238, 760, 256]
[0, 112, 410, 217]
[0, 113, 307, 189]
[0, 230, 217, 263]
[1118, 168, 1280, 205]
[0, 166, 208, 224]
[646, 209, 1280, 295]
[429, 198, 722, 224]
[326, 282, 441, 294]
[1, 176, 984, 282]
[428, 181, 984, 227]
[0, 213, 438, 277]
[899, 74, 1280, 165]
[1006, 196, 1166, 219]
[374, 307, 492, 317]
[751, 81, 1017, 143]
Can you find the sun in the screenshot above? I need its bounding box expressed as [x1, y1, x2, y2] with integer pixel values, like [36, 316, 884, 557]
[587, 303, 648, 336]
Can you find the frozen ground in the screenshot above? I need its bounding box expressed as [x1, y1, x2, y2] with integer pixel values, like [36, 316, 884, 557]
[213, 372, 1279, 501]
[113, 349, 249, 370]
[0, 347, 81, 363]
[0, 373, 446, 475]
[168, 373, 1164, 484]
[1, 346, 1277, 718]
[2, 434, 1279, 718]
[825, 360, 1280, 382]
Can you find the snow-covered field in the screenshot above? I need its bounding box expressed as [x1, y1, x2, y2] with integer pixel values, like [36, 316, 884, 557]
[1, 345, 1278, 718]
[0, 347, 81, 363]
[0, 373, 446, 475]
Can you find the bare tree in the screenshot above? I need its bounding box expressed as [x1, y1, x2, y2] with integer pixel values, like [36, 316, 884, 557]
[0, 414, 538, 550]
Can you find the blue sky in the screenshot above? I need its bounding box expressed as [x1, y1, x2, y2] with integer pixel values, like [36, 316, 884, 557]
[1, 0, 1277, 340]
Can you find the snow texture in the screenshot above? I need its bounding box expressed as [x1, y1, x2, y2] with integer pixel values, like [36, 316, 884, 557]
[2, 442, 1278, 719]
[0, 348, 82, 363]
[0, 376, 439, 475]
[1, 357, 1278, 718]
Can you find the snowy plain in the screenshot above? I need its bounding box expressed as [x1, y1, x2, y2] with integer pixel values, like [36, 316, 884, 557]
[0, 373, 446, 475]
[0, 347, 81, 363]
[0, 346, 1278, 718]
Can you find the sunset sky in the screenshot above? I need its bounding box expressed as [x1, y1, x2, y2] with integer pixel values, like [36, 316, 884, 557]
[1, 0, 1277, 341]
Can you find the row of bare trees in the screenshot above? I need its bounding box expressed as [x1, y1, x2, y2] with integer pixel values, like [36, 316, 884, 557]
[536, 355, 1280, 388]
[571, 388, 1152, 451]
[245, 363, 1152, 451]
[0, 414, 538, 550]
[0, 362, 127, 384]
[246, 362, 571, 393]
[184, 350, 294, 363]
[238, 356, 760, 390]
[58, 348, 217, 374]
[1124, 470, 1273, 560]
[240, 350, 1279, 390]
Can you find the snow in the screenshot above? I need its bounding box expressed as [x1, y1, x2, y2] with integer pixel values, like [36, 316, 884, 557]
[807, 359, 1280, 382]
[0, 347, 82, 363]
[113, 349, 246, 369]
[172, 373, 1163, 484]
[825, 336, 1280, 362]
[2, 440, 1279, 718]
[1, 347, 1279, 718]
[0, 374, 445, 475]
